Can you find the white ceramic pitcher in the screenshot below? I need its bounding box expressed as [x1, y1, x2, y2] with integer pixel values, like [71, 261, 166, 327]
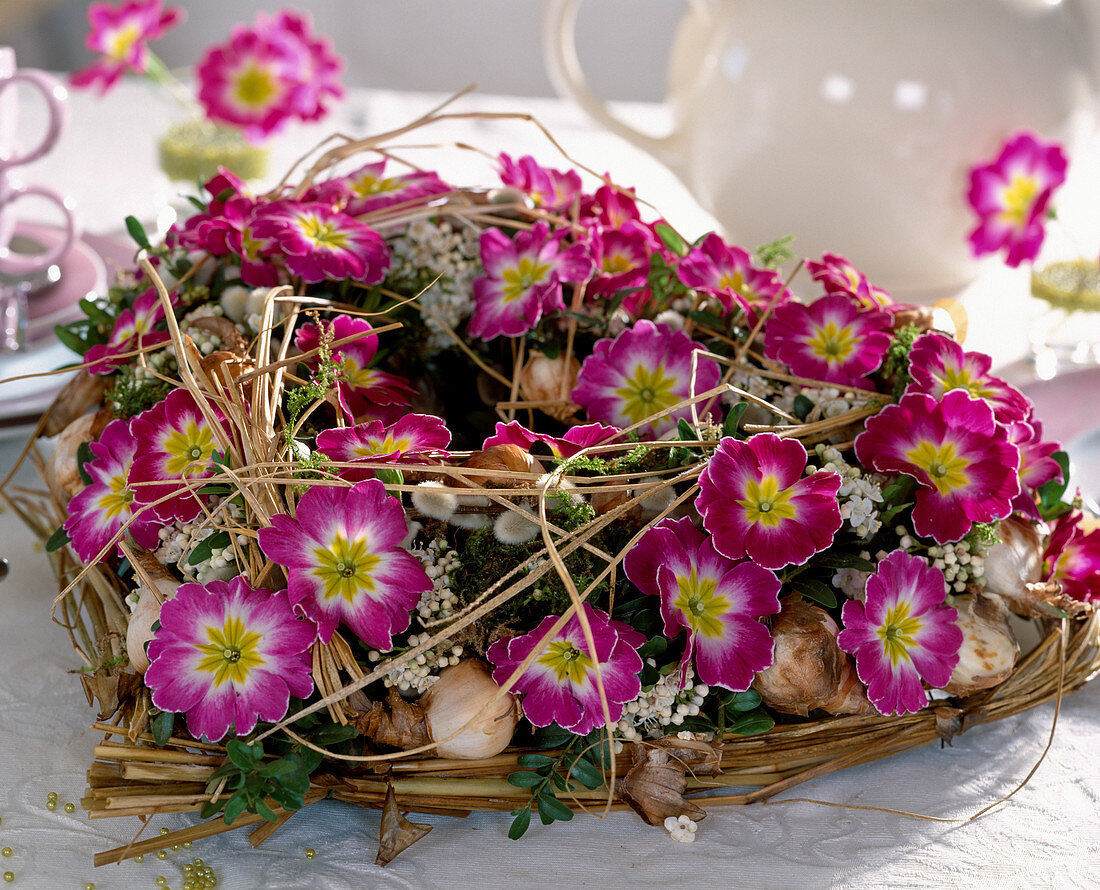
[544, 0, 1099, 299]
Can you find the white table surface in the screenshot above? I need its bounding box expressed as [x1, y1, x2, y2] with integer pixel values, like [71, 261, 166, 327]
[1, 84, 1098, 889]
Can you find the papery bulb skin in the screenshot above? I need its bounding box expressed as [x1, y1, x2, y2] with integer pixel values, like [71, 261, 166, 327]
[983, 515, 1044, 616]
[753, 598, 874, 717]
[941, 591, 1018, 696]
[422, 659, 519, 760]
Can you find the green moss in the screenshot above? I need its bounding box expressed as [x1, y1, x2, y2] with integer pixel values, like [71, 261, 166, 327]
[882, 325, 922, 399]
[106, 366, 173, 418]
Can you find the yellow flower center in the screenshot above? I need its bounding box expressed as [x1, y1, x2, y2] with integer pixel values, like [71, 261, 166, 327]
[601, 252, 633, 274]
[738, 474, 796, 528]
[299, 214, 349, 250]
[904, 440, 971, 495]
[806, 320, 857, 364]
[107, 24, 141, 61]
[233, 63, 278, 109]
[341, 357, 377, 390]
[538, 639, 594, 685]
[97, 474, 135, 521]
[196, 615, 265, 687]
[501, 257, 553, 303]
[352, 173, 401, 197]
[352, 435, 411, 457]
[614, 363, 680, 427]
[876, 602, 923, 666]
[163, 422, 217, 477]
[313, 532, 381, 603]
[671, 568, 729, 639]
[940, 365, 987, 399]
[717, 270, 745, 294]
[999, 173, 1041, 228]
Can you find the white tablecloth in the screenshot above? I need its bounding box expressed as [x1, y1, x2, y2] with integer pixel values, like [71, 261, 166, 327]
[1, 85, 1098, 889]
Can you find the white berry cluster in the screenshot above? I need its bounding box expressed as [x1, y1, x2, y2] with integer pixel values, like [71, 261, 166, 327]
[814, 444, 885, 539]
[894, 526, 987, 593]
[663, 814, 699, 843]
[616, 665, 710, 741]
[410, 537, 462, 621]
[389, 217, 480, 350]
[368, 632, 464, 695]
[154, 508, 246, 584]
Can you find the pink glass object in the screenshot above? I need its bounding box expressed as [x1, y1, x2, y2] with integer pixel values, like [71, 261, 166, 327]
[0, 46, 78, 277]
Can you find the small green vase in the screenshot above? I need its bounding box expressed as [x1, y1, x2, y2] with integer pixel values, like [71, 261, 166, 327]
[157, 118, 269, 184]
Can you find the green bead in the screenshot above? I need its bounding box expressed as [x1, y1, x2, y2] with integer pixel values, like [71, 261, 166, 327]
[160, 828, 170, 836]
[156, 850, 168, 860]
[85, 883, 96, 890]
[134, 854, 144, 864]
[45, 801, 56, 811]
[193, 859, 204, 867]
[304, 848, 316, 860]
[0, 850, 9, 858]
[156, 878, 168, 888]
[2, 873, 12, 883]
[46, 792, 57, 802]
[183, 864, 194, 874]
[181, 841, 192, 850]
[64, 803, 76, 814]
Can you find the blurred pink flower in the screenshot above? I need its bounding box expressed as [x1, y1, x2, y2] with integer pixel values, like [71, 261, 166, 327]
[196, 10, 343, 141]
[1043, 511, 1100, 603]
[966, 131, 1067, 267]
[70, 0, 184, 94]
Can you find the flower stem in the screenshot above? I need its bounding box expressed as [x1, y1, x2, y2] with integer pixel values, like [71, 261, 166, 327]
[144, 51, 203, 116]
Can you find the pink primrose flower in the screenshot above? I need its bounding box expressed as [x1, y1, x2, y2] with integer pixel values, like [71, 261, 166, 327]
[855, 390, 1020, 544]
[677, 233, 788, 317]
[624, 517, 781, 691]
[1006, 418, 1062, 519]
[590, 183, 643, 230]
[145, 576, 316, 741]
[966, 131, 1068, 267]
[837, 550, 963, 715]
[696, 433, 843, 571]
[907, 332, 1031, 424]
[259, 479, 431, 646]
[805, 252, 892, 308]
[486, 604, 644, 736]
[85, 288, 172, 374]
[294, 314, 415, 421]
[482, 420, 620, 460]
[249, 201, 390, 285]
[467, 221, 593, 341]
[70, 0, 184, 94]
[196, 10, 343, 141]
[571, 320, 721, 438]
[497, 153, 583, 213]
[764, 295, 893, 388]
[306, 161, 451, 217]
[1043, 512, 1100, 603]
[586, 223, 655, 311]
[314, 414, 450, 480]
[128, 388, 228, 523]
[63, 418, 162, 561]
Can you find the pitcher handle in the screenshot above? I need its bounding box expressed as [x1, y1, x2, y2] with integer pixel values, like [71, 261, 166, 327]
[542, 0, 681, 162]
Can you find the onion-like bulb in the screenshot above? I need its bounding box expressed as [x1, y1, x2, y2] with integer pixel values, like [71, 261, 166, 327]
[982, 515, 1045, 617]
[753, 598, 874, 717]
[421, 659, 520, 760]
[125, 556, 180, 674]
[940, 591, 1018, 696]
